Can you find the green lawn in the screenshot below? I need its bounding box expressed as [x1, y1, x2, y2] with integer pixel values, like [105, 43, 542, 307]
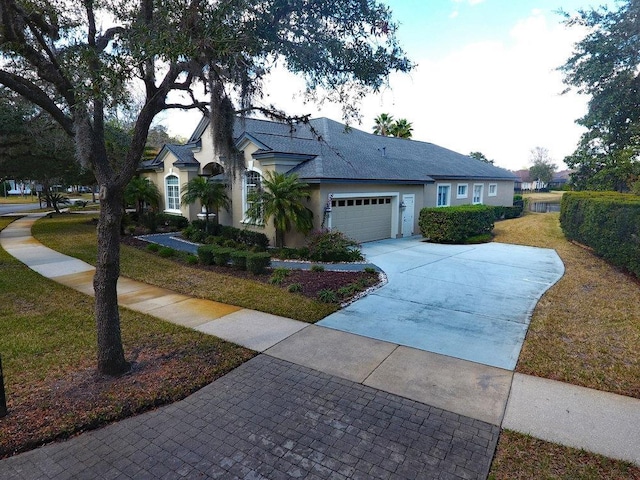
[31, 214, 336, 322]
[0, 216, 254, 457]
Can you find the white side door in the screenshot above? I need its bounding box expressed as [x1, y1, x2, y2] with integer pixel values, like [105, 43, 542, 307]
[401, 194, 415, 237]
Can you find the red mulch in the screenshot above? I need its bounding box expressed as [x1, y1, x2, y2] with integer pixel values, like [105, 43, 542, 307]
[120, 236, 380, 300]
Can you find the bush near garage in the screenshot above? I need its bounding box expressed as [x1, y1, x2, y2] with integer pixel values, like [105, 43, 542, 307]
[560, 191, 640, 277]
[419, 204, 495, 243]
[306, 229, 364, 262]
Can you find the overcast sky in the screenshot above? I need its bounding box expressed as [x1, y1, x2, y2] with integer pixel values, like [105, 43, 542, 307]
[158, 0, 615, 172]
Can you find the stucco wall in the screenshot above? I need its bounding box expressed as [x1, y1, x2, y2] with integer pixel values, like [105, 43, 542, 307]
[424, 180, 515, 208]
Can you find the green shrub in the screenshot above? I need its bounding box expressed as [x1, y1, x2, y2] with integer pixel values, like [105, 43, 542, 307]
[146, 243, 160, 253]
[464, 233, 493, 244]
[269, 267, 290, 285]
[560, 191, 640, 277]
[337, 285, 357, 298]
[230, 250, 249, 270]
[197, 245, 215, 265]
[364, 267, 376, 274]
[317, 289, 338, 303]
[419, 205, 495, 243]
[306, 230, 363, 262]
[158, 246, 176, 258]
[186, 254, 199, 265]
[212, 247, 234, 267]
[287, 283, 302, 293]
[310, 264, 325, 272]
[503, 205, 523, 219]
[246, 252, 271, 274]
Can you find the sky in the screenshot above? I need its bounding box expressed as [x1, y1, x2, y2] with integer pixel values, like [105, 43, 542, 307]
[158, 0, 616, 172]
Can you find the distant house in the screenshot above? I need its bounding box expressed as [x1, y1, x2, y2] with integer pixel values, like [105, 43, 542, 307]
[140, 116, 517, 246]
[548, 170, 572, 190]
[513, 170, 545, 191]
[513, 169, 572, 192]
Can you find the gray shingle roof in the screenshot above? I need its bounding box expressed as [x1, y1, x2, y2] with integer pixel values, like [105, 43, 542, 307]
[151, 116, 516, 183]
[244, 117, 516, 183]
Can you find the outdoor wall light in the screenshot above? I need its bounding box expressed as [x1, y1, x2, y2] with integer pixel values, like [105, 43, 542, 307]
[399, 201, 406, 209]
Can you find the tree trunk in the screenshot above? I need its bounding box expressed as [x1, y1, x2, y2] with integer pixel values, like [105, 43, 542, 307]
[93, 185, 129, 375]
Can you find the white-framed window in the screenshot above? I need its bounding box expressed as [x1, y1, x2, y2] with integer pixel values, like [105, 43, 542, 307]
[242, 169, 262, 222]
[457, 184, 468, 199]
[165, 175, 180, 212]
[472, 184, 484, 205]
[437, 184, 451, 207]
[488, 183, 497, 197]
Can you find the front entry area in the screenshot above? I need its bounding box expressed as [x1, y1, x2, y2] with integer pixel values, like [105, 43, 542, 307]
[330, 195, 393, 243]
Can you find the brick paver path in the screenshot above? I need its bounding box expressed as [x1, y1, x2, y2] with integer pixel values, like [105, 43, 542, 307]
[0, 356, 499, 479]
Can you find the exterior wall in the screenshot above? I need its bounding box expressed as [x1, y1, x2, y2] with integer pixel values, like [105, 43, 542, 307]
[424, 180, 514, 208]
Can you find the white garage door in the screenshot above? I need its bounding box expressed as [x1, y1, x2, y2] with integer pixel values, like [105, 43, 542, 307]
[331, 196, 392, 243]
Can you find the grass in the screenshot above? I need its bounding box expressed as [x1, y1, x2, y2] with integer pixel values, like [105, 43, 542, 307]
[0, 216, 254, 457]
[32, 214, 337, 322]
[521, 190, 565, 203]
[490, 430, 640, 479]
[493, 212, 640, 399]
[0, 196, 39, 204]
[490, 211, 640, 478]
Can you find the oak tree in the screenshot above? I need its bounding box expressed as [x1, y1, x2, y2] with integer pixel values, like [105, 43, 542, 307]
[0, 0, 411, 374]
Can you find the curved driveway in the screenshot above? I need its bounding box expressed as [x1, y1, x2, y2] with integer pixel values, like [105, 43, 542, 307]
[319, 237, 565, 370]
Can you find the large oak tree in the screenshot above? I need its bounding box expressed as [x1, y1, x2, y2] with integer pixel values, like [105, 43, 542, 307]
[0, 0, 411, 374]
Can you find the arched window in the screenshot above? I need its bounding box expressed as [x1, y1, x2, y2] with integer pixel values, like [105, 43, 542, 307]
[165, 175, 180, 211]
[243, 170, 262, 221]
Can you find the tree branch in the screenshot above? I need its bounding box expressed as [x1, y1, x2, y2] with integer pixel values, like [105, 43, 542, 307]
[0, 70, 74, 136]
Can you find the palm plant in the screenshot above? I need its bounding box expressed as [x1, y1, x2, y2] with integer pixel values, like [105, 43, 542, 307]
[245, 171, 313, 248]
[373, 113, 395, 136]
[181, 176, 230, 232]
[390, 118, 413, 139]
[124, 176, 161, 215]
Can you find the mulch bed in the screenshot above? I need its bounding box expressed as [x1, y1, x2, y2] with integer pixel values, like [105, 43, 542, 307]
[120, 236, 380, 300]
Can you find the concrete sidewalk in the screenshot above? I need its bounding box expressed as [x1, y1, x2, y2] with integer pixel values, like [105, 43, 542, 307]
[1, 213, 639, 471]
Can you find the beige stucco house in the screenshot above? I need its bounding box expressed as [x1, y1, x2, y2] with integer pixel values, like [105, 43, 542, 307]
[140, 116, 516, 246]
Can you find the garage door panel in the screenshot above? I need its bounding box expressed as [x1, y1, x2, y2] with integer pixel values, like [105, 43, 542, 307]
[331, 197, 392, 243]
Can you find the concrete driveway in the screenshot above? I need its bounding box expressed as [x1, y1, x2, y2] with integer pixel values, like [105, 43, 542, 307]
[318, 237, 564, 370]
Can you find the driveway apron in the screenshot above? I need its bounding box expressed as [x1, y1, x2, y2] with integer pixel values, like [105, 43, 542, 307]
[319, 238, 565, 370]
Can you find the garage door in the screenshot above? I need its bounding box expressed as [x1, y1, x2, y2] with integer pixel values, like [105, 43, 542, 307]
[331, 196, 392, 243]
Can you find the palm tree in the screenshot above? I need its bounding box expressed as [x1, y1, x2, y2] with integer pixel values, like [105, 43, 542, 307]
[373, 113, 395, 136]
[181, 176, 231, 232]
[390, 118, 413, 139]
[245, 171, 313, 248]
[124, 176, 161, 216]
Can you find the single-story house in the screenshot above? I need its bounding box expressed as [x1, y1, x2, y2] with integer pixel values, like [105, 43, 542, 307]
[140, 116, 516, 246]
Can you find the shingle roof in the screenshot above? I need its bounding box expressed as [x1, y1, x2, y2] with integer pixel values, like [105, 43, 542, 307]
[151, 116, 516, 183]
[243, 117, 516, 183]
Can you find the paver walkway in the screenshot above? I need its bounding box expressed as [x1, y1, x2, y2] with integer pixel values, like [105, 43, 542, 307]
[1, 213, 639, 477]
[0, 356, 499, 480]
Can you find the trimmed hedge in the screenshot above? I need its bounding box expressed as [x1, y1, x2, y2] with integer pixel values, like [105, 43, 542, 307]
[197, 245, 271, 273]
[246, 252, 272, 274]
[492, 205, 523, 220]
[419, 205, 495, 243]
[560, 191, 640, 277]
[183, 222, 269, 250]
[230, 250, 249, 270]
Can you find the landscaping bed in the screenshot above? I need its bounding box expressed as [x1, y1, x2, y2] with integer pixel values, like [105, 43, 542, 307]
[121, 235, 380, 302]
